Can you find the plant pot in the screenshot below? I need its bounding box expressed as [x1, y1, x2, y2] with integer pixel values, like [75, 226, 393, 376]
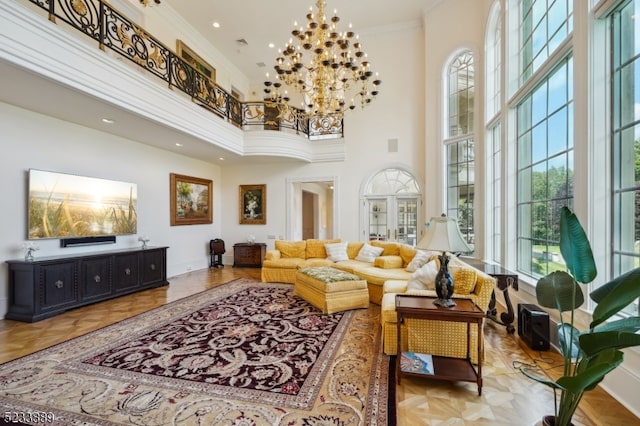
[542, 415, 574, 426]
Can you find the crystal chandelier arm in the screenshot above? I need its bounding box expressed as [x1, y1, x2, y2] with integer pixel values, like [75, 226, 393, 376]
[265, 0, 381, 118]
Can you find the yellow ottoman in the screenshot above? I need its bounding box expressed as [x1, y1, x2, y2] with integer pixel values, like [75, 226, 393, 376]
[294, 267, 370, 314]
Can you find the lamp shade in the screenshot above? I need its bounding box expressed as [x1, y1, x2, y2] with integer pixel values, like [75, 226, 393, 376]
[416, 215, 471, 253]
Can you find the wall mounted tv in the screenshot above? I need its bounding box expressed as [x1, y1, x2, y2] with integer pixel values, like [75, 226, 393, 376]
[28, 169, 137, 240]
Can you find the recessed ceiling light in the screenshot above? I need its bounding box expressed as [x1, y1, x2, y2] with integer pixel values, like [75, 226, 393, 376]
[218, 157, 225, 161]
[175, 143, 183, 147]
[101, 118, 115, 124]
[268, 43, 275, 48]
[212, 22, 220, 28]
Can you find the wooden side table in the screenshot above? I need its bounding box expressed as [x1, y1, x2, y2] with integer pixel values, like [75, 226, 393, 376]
[233, 243, 266, 268]
[462, 258, 519, 334]
[395, 294, 484, 395]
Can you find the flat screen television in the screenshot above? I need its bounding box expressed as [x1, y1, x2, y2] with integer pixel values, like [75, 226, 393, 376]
[28, 169, 137, 240]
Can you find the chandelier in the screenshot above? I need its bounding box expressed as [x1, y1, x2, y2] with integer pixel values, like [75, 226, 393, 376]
[264, 0, 381, 119]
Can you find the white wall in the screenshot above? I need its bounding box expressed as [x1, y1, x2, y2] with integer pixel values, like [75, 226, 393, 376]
[0, 102, 222, 317]
[218, 23, 426, 254]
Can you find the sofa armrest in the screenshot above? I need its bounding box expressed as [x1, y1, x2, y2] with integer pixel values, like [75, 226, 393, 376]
[264, 250, 282, 261]
[383, 279, 409, 294]
[472, 272, 496, 312]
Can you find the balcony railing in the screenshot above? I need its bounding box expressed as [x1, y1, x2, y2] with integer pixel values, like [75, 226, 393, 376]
[26, 0, 344, 139]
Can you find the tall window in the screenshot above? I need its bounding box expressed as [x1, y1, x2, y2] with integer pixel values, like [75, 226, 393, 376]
[516, 57, 574, 278]
[513, 0, 573, 279]
[486, 2, 501, 263]
[446, 52, 475, 247]
[611, 0, 640, 316]
[519, 0, 573, 85]
[489, 124, 502, 263]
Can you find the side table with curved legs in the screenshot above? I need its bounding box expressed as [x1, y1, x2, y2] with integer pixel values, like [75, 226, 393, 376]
[462, 258, 518, 334]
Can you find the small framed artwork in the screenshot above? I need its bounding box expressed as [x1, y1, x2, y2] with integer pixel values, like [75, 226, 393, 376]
[239, 184, 266, 225]
[176, 40, 216, 81]
[170, 173, 213, 226]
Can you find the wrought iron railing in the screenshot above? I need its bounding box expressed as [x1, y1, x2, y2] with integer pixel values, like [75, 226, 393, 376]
[25, 0, 344, 139]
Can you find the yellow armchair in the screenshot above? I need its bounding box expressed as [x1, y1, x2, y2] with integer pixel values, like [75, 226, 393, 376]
[380, 257, 495, 364]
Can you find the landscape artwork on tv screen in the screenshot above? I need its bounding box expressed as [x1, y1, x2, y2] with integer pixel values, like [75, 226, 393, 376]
[28, 169, 137, 240]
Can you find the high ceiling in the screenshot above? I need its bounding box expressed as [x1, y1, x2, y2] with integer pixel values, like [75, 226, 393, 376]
[162, 0, 436, 87]
[1, 0, 438, 165]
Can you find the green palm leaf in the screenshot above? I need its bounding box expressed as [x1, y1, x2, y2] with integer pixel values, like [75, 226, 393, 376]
[536, 271, 584, 313]
[559, 207, 597, 284]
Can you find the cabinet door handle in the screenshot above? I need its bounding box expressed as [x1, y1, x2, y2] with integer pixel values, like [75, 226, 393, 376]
[94, 275, 101, 283]
[55, 280, 64, 289]
[149, 263, 156, 271]
[125, 268, 131, 275]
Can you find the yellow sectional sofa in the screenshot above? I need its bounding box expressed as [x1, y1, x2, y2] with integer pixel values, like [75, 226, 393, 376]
[261, 239, 421, 304]
[379, 255, 496, 363]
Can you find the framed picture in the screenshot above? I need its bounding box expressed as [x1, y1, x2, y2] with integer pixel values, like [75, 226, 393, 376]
[239, 184, 266, 225]
[176, 40, 216, 81]
[170, 173, 213, 226]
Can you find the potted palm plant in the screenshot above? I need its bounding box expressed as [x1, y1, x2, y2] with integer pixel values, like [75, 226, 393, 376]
[520, 206, 640, 426]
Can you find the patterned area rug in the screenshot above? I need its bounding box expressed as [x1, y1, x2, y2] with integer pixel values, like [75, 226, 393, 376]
[0, 279, 391, 425]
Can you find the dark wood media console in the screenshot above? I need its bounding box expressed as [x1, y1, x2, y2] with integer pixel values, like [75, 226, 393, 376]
[5, 246, 169, 322]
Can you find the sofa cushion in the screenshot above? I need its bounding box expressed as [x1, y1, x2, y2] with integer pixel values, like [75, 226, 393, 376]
[332, 259, 367, 274]
[325, 241, 349, 262]
[370, 240, 400, 256]
[374, 255, 404, 269]
[346, 242, 365, 259]
[275, 240, 307, 258]
[407, 260, 439, 291]
[355, 243, 384, 263]
[262, 257, 305, 269]
[451, 266, 477, 294]
[405, 250, 431, 272]
[354, 265, 413, 285]
[399, 244, 418, 266]
[306, 239, 341, 259]
[300, 258, 334, 268]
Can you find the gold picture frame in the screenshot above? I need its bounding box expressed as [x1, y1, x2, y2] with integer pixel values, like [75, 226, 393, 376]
[170, 173, 213, 226]
[176, 39, 216, 81]
[239, 184, 266, 225]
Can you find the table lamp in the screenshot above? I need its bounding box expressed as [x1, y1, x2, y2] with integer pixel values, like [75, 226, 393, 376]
[416, 214, 471, 307]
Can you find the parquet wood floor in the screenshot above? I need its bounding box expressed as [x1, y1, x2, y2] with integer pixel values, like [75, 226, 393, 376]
[0, 267, 638, 425]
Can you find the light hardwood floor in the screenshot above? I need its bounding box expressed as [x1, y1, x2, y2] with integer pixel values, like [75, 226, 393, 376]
[0, 267, 638, 425]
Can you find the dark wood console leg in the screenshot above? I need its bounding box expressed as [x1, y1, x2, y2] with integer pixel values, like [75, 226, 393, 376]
[499, 276, 516, 333]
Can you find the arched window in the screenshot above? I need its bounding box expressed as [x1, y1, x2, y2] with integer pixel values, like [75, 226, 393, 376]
[361, 168, 421, 246]
[445, 51, 475, 248]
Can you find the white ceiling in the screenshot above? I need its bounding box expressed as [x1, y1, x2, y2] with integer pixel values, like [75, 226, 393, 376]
[2, 0, 438, 164]
[162, 0, 436, 85]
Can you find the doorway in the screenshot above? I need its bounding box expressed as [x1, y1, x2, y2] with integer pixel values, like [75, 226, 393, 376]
[302, 190, 316, 239]
[361, 168, 422, 245]
[286, 176, 338, 240]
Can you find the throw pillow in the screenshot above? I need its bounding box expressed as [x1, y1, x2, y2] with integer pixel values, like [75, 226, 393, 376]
[405, 250, 431, 272]
[346, 242, 364, 259]
[451, 266, 477, 294]
[399, 244, 417, 266]
[325, 241, 349, 262]
[275, 240, 306, 258]
[355, 243, 384, 263]
[370, 240, 401, 256]
[306, 238, 341, 258]
[407, 260, 439, 291]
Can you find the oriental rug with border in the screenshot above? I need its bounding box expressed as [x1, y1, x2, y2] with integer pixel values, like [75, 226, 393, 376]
[0, 279, 392, 425]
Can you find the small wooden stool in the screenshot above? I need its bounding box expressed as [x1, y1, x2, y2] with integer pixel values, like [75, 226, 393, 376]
[294, 266, 369, 314]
